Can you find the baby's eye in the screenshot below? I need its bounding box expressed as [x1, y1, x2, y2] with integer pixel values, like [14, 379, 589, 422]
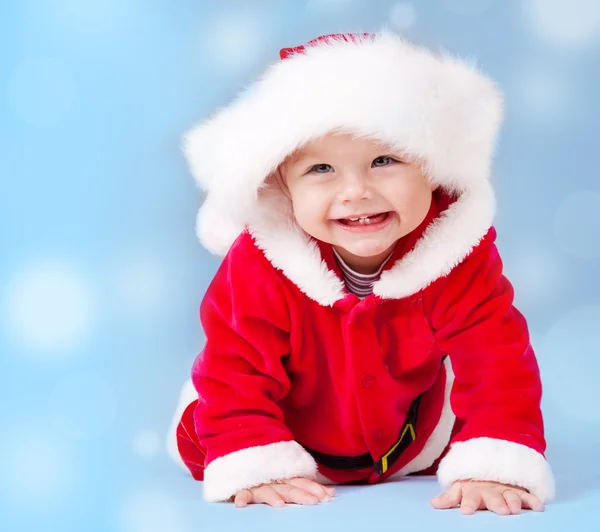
[372, 156, 395, 167]
[309, 163, 333, 173]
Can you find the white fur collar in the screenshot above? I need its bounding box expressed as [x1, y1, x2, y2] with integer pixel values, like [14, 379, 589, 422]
[241, 183, 495, 306]
[375, 181, 495, 299]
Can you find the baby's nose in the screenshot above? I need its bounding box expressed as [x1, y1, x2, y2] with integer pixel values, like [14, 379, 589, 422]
[339, 172, 372, 202]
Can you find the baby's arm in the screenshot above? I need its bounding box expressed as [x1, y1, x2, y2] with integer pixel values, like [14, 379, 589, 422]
[422, 228, 555, 504]
[192, 234, 322, 503]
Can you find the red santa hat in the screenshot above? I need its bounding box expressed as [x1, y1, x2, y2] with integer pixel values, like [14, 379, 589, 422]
[183, 32, 504, 302]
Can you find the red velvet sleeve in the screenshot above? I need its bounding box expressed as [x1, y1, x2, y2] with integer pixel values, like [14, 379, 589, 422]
[422, 228, 555, 502]
[192, 233, 317, 501]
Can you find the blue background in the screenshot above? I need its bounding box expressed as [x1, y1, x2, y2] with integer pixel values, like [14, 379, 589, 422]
[1, 0, 599, 530]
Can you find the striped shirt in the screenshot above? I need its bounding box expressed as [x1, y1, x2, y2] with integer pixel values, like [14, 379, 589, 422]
[332, 248, 394, 299]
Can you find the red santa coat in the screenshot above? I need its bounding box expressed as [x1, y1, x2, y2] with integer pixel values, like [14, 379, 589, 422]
[168, 32, 555, 504]
[173, 191, 554, 503]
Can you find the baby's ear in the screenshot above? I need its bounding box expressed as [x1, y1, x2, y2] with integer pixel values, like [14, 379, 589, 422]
[265, 166, 292, 200]
[414, 159, 439, 192]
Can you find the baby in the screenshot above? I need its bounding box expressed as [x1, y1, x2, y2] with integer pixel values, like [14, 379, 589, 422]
[167, 32, 555, 515]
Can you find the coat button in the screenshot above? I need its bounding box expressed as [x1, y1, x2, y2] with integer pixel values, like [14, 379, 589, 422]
[373, 429, 384, 441]
[362, 375, 376, 388]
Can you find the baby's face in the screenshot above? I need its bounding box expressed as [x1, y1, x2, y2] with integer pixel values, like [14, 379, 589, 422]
[277, 132, 435, 272]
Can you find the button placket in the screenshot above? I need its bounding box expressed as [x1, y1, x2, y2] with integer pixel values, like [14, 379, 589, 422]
[346, 306, 390, 461]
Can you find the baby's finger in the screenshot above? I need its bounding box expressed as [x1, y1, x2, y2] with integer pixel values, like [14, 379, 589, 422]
[482, 491, 510, 515]
[431, 481, 461, 509]
[273, 483, 319, 505]
[502, 490, 523, 514]
[234, 489, 253, 508]
[460, 491, 481, 515]
[519, 491, 545, 512]
[250, 485, 286, 507]
[285, 478, 334, 502]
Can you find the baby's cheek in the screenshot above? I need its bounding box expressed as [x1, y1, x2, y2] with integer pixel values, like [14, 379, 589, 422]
[294, 196, 326, 222]
[290, 205, 323, 238]
[399, 190, 432, 225]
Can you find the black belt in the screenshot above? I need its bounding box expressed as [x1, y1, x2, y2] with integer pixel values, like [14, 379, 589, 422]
[303, 392, 423, 476]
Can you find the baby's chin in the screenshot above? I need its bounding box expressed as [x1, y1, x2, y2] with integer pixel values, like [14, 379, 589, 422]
[333, 238, 398, 260]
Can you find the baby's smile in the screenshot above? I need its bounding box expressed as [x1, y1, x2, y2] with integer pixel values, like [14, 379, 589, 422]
[333, 211, 393, 232]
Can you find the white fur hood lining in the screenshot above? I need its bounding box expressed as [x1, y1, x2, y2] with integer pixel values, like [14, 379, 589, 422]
[184, 32, 502, 305]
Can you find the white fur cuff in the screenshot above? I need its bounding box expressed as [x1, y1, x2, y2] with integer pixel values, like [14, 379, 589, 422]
[203, 440, 318, 502]
[437, 437, 555, 503]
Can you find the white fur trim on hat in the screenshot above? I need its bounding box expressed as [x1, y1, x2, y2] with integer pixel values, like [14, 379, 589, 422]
[437, 437, 556, 503]
[203, 440, 318, 502]
[184, 31, 503, 304]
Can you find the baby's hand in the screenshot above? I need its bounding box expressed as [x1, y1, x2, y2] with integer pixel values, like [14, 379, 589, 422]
[234, 477, 336, 508]
[431, 480, 545, 515]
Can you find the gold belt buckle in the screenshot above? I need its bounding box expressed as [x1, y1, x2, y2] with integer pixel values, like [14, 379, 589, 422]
[379, 422, 416, 474]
